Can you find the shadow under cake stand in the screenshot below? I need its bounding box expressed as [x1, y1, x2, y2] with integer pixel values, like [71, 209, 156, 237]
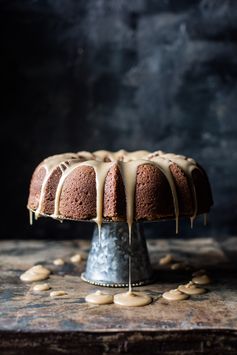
[81, 221, 154, 288]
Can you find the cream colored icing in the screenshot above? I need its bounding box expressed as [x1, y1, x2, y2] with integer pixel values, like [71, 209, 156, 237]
[162, 289, 189, 301]
[178, 281, 206, 295]
[192, 269, 206, 277]
[148, 156, 180, 233]
[30, 150, 202, 230]
[192, 274, 211, 285]
[118, 160, 148, 239]
[29, 209, 33, 225]
[33, 283, 51, 291]
[118, 160, 149, 292]
[34, 153, 79, 218]
[85, 290, 114, 305]
[50, 290, 67, 297]
[114, 291, 152, 307]
[53, 258, 65, 266]
[70, 254, 82, 263]
[159, 254, 174, 265]
[20, 265, 51, 282]
[170, 262, 187, 270]
[83, 161, 114, 240]
[151, 152, 199, 228]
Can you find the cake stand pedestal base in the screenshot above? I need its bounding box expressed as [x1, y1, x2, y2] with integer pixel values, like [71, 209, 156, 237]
[81, 222, 154, 287]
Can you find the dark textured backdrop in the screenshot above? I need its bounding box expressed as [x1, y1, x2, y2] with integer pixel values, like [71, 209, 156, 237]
[1, 0, 237, 239]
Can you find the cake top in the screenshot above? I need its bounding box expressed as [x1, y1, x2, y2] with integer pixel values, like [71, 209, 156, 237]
[41, 149, 197, 165]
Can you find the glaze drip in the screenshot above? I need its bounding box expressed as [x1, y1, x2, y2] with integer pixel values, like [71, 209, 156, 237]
[118, 160, 149, 292]
[20, 265, 51, 282]
[34, 153, 79, 218]
[85, 290, 114, 305]
[114, 291, 152, 307]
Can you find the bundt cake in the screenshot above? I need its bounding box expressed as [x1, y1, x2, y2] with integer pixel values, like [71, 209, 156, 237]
[27, 150, 213, 233]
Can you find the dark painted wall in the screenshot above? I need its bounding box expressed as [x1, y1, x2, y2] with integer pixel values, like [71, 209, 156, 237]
[1, 0, 237, 239]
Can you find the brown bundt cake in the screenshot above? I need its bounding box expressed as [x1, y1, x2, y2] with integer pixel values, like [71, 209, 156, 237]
[27, 150, 213, 232]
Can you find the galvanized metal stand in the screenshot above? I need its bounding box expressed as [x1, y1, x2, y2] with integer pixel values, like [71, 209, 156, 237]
[81, 222, 154, 287]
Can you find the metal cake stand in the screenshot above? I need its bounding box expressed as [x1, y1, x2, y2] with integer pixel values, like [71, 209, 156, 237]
[32, 211, 154, 288]
[81, 222, 154, 288]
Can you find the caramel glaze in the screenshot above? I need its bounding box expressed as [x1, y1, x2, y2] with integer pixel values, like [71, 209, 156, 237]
[28, 150, 212, 231]
[20, 265, 51, 283]
[114, 291, 152, 307]
[178, 282, 206, 295]
[192, 274, 211, 285]
[162, 289, 189, 301]
[85, 290, 113, 305]
[33, 283, 51, 291]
